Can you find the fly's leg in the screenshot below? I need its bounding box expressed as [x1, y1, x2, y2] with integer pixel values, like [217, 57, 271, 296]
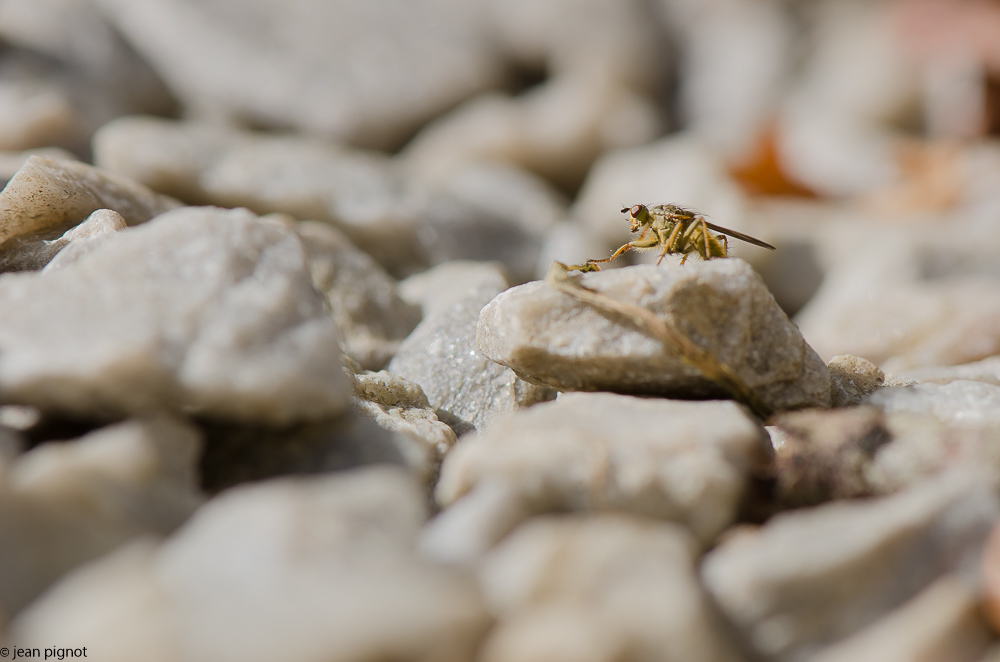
[656, 222, 684, 265]
[587, 237, 659, 269]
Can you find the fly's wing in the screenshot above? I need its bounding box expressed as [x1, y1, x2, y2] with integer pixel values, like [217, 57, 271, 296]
[703, 221, 776, 250]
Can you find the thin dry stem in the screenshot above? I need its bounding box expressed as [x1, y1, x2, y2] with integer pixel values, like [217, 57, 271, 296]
[545, 262, 774, 419]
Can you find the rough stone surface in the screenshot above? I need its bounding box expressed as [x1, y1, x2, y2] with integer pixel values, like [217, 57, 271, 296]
[10, 468, 492, 662]
[478, 261, 830, 411]
[768, 406, 891, 508]
[810, 576, 991, 662]
[403, 0, 667, 189]
[0, 416, 203, 620]
[398, 260, 510, 317]
[702, 470, 1000, 661]
[0, 155, 178, 249]
[39, 209, 129, 272]
[0, 206, 351, 424]
[897, 355, 1000, 387]
[866, 380, 1000, 427]
[296, 220, 420, 370]
[865, 413, 1000, 495]
[389, 262, 554, 435]
[0, 0, 177, 153]
[795, 246, 1000, 371]
[422, 393, 771, 562]
[0, 208, 128, 274]
[828, 354, 885, 407]
[94, 116, 547, 281]
[350, 370, 457, 488]
[477, 514, 746, 662]
[93, 0, 505, 149]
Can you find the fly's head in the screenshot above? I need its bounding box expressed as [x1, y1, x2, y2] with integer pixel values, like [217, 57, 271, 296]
[621, 204, 650, 233]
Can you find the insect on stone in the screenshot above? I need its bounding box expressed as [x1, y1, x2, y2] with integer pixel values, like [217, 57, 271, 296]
[576, 203, 775, 271]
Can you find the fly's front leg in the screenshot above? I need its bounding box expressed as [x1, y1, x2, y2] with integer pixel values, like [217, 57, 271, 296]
[586, 237, 659, 269]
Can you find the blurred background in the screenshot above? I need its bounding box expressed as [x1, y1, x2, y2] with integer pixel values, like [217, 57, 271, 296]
[3, 0, 1000, 354]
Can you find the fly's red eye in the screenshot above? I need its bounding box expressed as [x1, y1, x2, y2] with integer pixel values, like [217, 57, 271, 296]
[630, 205, 643, 216]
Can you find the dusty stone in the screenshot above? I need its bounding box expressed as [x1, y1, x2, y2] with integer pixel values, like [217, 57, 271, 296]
[296, 220, 420, 370]
[389, 262, 554, 435]
[897, 355, 1000, 387]
[0, 208, 128, 274]
[0, 78, 78, 152]
[810, 577, 991, 662]
[350, 370, 457, 488]
[0, 0, 176, 152]
[864, 413, 1000, 495]
[39, 209, 128, 272]
[11, 468, 491, 662]
[794, 245, 1000, 371]
[0, 206, 351, 424]
[702, 470, 1000, 661]
[402, 76, 663, 194]
[94, 0, 504, 149]
[768, 406, 891, 508]
[403, 0, 666, 189]
[828, 354, 885, 407]
[478, 261, 830, 411]
[398, 260, 510, 317]
[422, 393, 770, 562]
[866, 381, 1000, 427]
[477, 514, 746, 662]
[0, 416, 202, 620]
[94, 117, 546, 280]
[0, 155, 178, 250]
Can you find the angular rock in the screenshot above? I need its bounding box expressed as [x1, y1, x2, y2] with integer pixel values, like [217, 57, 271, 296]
[94, 117, 546, 280]
[94, 0, 505, 149]
[0, 206, 351, 424]
[795, 246, 1000, 371]
[0, 69, 77, 146]
[0, 147, 75, 186]
[402, 76, 663, 194]
[0, 0, 176, 151]
[810, 576, 991, 662]
[866, 381, 1000, 427]
[422, 393, 771, 562]
[389, 262, 554, 435]
[350, 370, 457, 488]
[897, 355, 1000, 387]
[296, 220, 420, 370]
[479, 261, 830, 411]
[398, 260, 510, 317]
[702, 470, 1000, 661]
[0, 208, 128, 273]
[853, 412, 1000, 496]
[11, 468, 491, 662]
[0, 155, 178, 249]
[768, 406, 891, 508]
[0, 416, 202, 619]
[39, 209, 128, 272]
[477, 514, 746, 662]
[828, 354, 885, 407]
